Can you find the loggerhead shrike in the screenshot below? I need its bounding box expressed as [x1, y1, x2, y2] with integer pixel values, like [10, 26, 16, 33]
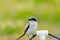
[17, 17, 37, 40]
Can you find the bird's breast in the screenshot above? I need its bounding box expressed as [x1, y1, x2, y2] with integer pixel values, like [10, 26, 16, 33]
[26, 22, 37, 35]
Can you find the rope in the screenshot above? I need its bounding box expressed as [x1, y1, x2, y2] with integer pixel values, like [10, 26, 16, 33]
[48, 34, 60, 40]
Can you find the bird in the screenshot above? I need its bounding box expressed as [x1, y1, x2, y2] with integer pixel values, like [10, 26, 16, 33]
[17, 17, 37, 40]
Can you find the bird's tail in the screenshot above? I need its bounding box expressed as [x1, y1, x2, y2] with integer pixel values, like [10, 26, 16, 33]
[17, 33, 25, 40]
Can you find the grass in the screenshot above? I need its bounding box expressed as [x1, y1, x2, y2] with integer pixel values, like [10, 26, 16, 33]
[0, 0, 60, 40]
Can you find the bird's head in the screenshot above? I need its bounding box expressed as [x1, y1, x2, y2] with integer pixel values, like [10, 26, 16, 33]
[29, 16, 37, 21]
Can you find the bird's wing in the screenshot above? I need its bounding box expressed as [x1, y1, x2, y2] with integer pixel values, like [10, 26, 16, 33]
[24, 24, 30, 33]
[17, 24, 30, 40]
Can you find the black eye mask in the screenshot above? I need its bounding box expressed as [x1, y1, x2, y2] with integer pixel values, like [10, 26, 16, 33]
[29, 18, 36, 21]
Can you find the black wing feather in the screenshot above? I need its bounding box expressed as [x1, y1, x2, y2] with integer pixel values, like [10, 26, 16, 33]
[17, 24, 30, 40]
[24, 24, 30, 33]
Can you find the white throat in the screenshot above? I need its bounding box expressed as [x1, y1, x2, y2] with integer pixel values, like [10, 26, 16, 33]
[29, 21, 36, 24]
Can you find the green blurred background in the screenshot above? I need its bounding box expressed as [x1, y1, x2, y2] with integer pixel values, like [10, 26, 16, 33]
[0, 0, 60, 40]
